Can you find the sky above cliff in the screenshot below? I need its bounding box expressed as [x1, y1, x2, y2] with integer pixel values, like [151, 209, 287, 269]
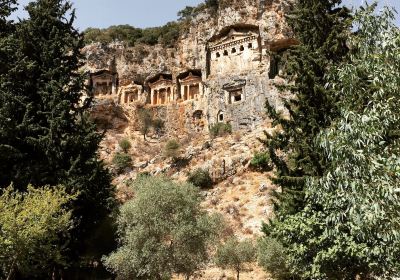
[10, 0, 400, 31]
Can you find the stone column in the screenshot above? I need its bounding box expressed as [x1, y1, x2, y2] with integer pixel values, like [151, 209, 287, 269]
[180, 85, 184, 101]
[199, 82, 203, 97]
[151, 89, 154, 105]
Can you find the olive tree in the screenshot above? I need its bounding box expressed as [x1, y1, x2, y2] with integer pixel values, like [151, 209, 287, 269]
[215, 237, 256, 280]
[102, 176, 222, 280]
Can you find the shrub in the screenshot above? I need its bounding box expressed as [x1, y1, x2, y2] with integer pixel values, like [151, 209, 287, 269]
[257, 237, 291, 280]
[187, 169, 213, 189]
[250, 152, 272, 171]
[152, 118, 165, 136]
[118, 138, 131, 153]
[164, 139, 181, 159]
[112, 152, 132, 174]
[209, 123, 232, 138]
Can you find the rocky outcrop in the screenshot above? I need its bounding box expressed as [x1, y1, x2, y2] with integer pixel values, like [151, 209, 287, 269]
[83, 0, 295, 137]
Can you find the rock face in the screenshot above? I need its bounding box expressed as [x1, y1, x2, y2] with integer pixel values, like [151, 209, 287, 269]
[83, 0, 295, 135]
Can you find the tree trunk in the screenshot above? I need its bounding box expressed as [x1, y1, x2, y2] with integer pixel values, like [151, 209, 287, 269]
[236, 269, 240, 280]
[6, 260, 16, 280]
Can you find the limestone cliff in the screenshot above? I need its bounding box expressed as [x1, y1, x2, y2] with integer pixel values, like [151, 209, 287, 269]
[84, 0, 295, 136]
[85, 1, 296, 279]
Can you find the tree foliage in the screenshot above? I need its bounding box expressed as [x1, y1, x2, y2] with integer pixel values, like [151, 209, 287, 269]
[257, 237, 291, 280]
[215, 237, 256, 280]
[187, 168, 213, 189]
[269, 6, 400, 279]
[103, 176, 222, 280]
[164, 139, 181, 160]
[261, 0, 351, 216]
[118, 138, 132, 153]
[0, 0, 115, 265]
[112, 152, 132, 174]
[0, 185, 75, 279]
[84, 22, 181, 48]
[209, 123, 232, 138]
[138, 108, 153, 140]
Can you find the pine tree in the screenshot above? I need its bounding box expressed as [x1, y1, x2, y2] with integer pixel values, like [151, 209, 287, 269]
[273, 7, 400, 278]
[0, 0, 115, 268]
[262, 0, 351, 216]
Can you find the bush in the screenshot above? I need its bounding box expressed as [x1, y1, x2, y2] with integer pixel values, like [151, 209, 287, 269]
[209, 123, 232, 138]
[250, 152, 272, 171]
[152, 118, 165, 136]
[164, 139, 181, 159]
[258, 237, 291, 280]
[118, 138, 131, 153]
[187, 169, 213, 189]
[112, 152, 132, 174]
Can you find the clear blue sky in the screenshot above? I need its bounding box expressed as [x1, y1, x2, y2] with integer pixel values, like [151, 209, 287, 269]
[10, 0, 400, 31]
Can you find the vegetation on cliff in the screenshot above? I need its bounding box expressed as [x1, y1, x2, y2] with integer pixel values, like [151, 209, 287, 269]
[83, 0, 219, 47]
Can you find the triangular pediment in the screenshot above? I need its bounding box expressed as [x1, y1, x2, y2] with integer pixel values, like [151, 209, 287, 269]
[180, 72, 201, 83]
[211, 29, 258, 47]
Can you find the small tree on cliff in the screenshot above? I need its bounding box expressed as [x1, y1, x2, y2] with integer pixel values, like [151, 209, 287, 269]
[138, 108, 153, 140]
[0, 0, 115, 268]
[215, 237, 256, 280]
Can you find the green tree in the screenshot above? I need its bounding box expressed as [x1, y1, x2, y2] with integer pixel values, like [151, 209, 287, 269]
[118, 138, 132, 153]
[261, 0, 351, 216]
[271, 6, 400, 279]
[187, 168, 213, 189]
[164, 139, 181, 160]
[152, 118, 165, 137]
[103, 176, 222, 280]
[0, 0, 115, 265]
[215, 237, 256, 280]
[0, 185, 75, 279]
[112, 152, 132, 174]
[250, 152, 272, 172]
[178, 6, 195, 21]
[257, 237, 291, 280]
[138, 108, 153, 140]
[209, 123, 232, 138]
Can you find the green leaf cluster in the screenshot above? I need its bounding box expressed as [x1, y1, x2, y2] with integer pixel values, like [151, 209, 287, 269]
[112, 152, 132, 174]
[0, 185, 75, 279]
[187, 168, 213, 189]
[84, 21, 182, 48]
[209, 123, 232, 138]
[164, 139, 181, 160]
